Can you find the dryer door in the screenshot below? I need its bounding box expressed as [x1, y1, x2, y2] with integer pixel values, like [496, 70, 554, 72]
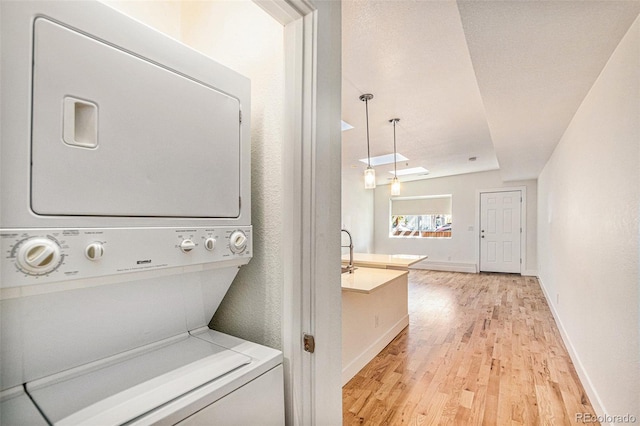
[31, 18, 242, 218]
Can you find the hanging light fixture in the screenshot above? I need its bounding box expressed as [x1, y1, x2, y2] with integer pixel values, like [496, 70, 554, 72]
[390, 118, 401, 196]
[360, 93, 376, 189]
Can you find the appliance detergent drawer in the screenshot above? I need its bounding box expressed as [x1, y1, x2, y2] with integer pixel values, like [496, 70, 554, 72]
[31, 18, 241, 218]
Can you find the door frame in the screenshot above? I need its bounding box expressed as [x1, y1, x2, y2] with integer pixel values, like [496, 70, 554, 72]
[254, 1, 342, 425]
[476, 186, 527, 275]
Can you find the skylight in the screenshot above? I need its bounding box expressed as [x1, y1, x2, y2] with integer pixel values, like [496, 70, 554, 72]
[341, 120, 354, 131]
[358, 153, 408, 167]
[388, 167, 429, 176]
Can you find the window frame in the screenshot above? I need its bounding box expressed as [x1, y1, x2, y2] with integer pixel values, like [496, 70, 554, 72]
[389, 194, 453, 239]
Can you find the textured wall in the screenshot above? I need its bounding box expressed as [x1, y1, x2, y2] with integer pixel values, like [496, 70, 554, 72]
[179, 1, 284, 350]
[373, 170, 537, 273]
[100, 0, 285, 350]
[537, 16, 639, 417]
[102, 1, 182, 40]
[342, 168, 374, 254]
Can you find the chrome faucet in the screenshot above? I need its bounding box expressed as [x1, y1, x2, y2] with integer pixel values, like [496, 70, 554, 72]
[341, 229, 355, 273]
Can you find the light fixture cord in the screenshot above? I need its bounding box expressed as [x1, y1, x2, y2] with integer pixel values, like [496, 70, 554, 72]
[393, 119, 397, 177]
[365, 98, 371, 168]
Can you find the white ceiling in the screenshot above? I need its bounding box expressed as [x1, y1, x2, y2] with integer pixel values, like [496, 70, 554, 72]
[341, 0, 640, 184]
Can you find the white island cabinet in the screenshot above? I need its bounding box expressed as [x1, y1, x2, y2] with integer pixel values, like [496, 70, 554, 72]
[341, 267, 408, 385]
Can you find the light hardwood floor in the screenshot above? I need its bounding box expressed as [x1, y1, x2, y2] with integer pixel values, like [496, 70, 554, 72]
[342, 271, 598, 425]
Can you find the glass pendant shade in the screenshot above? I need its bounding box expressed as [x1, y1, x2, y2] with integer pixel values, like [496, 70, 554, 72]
[391, 176, 400, 196]
[360, 93, 375, 190]
[364, 166, 376, 189]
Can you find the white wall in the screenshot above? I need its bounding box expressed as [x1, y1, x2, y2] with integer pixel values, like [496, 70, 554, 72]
[537, 15, 639, 419]
[373, 170, 537, 274]
[104, 1, 182, 40]
[180, 1, 285, 350]
[103, 0, 286, 350]
[341, 168, 374, 253]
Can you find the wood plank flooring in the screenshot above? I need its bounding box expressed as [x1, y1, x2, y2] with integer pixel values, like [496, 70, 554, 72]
[342, 271, 598, 425]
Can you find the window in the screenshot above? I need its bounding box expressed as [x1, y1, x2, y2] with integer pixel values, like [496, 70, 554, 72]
[390, 195, 452, 238]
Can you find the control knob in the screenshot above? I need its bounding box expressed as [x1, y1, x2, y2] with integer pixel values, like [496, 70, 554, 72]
[204, 237, 216, 251]
[85, 242, 104, 261]
[180, 239, 196, 253]
[229, 230, 248, 254]
[16, 238, 62, 275]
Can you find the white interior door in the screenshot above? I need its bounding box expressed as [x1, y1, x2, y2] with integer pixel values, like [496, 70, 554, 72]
[480, 191, 522, 273]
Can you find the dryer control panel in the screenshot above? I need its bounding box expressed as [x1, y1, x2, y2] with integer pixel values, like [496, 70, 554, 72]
[0, 227, 252, 287]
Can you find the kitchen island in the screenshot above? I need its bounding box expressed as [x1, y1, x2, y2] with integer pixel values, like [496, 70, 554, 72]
[341, 267, 409, 385]
[341, 253, 427, 270]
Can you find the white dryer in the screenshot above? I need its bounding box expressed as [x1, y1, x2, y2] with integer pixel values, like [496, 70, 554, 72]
[0, 1, 284, 425]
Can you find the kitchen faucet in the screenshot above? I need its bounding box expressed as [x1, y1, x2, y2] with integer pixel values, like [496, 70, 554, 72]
[341, 229, 355, 273]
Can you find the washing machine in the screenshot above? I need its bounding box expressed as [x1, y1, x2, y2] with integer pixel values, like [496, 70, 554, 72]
[0, 1, 284, 424]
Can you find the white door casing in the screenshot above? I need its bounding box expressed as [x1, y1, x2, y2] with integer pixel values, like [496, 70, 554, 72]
[480, 191, 522, 273]
[256, 1, 343, 425]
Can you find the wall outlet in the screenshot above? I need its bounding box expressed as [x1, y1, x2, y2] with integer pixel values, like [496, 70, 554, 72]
[374, 314, 379, 328]
[556, 293, 559, 304]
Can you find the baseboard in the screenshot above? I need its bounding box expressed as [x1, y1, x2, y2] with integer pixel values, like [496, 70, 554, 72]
[411, 260, 477, 274]
[341, 315, 409, 386]
[537, 276, 609, 424]
[412, 262, 537, 277]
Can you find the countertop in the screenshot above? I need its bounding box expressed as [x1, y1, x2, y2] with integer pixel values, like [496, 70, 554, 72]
[341, 267, 408, 294]
[341, 253, 428, 269]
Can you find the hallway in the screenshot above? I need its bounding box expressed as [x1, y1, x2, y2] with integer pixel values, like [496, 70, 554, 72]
[342, 271, 598, 425]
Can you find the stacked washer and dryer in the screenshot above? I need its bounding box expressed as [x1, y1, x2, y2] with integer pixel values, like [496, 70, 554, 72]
[0, 2, 284, 425]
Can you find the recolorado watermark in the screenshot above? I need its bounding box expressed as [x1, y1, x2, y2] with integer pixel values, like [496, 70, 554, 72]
[576, 413, 637, 424]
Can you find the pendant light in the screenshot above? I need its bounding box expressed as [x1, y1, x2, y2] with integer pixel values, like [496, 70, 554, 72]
[390, 118, 401, 196]
[360, 94, 376, 189]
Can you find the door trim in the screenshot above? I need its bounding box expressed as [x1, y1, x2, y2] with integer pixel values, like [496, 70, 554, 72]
[254, 1, 342, 425]
[476, 186, 527, 275]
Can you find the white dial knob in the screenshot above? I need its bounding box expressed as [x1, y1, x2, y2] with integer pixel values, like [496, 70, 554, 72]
[204, 237, 217, 251]
[180, 239, 196, 253]
[17, 238, 62, 275]
[85, 242, 104, 261]
[229, 230, 248, 254]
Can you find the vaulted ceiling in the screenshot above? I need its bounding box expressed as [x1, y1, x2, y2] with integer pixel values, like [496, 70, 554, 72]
[341, 0, 640, 184]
